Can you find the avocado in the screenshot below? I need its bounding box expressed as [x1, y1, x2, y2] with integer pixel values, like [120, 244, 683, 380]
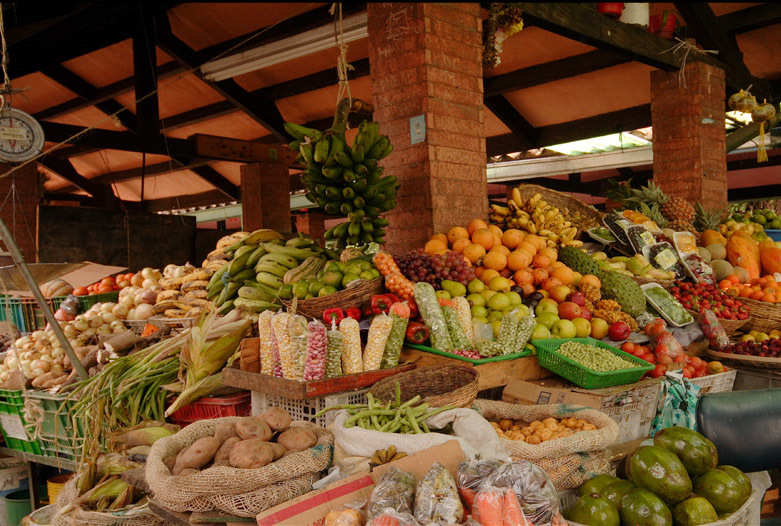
[694, 469, 749, 515]
[672, 496, 718, 526]
[619, 488, 672, 526]
[628, 446, 692, 505]
[564, 493, 619, 526]
[579, 474, 621, 497]
[718, 466, 752, 503]
[601, 480, 635, 508]
[653, 427, 718, 476]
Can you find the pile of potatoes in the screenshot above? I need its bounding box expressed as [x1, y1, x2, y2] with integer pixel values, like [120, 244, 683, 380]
[165, 408, 318, 475]
[489, 416, 597, 445]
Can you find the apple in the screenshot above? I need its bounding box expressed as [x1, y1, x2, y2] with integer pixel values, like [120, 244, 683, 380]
[505, 291, 523, 306]
[552, 319, 578, 338]
[608, 321, 631, 341]
[590, 318, 609, 339]
[572, 318, 592, 338]
[558, 302, 582, 321]
[536, 312, 560, 330]
[566, 291, 586, 307]
[530, 323, 551, 340]
[579, 308, 592, 321]
[535, 298, 560, 317]
[549, 285, 572, 303]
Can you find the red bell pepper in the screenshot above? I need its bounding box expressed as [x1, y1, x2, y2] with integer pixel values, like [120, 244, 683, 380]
[405, 321, 430, 345]
[362, 303, 375, 318]
[384, 293, 401, 305]
[407, 298, 419, 319]
[323, 307, 345, 325]
[370, 294, 393, 315]
[345, 307, 362, 321]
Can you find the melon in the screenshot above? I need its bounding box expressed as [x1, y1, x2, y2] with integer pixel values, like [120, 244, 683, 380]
[697, 247, 712, 263]
[711, 260, 734, 282]
[706, 244, 727, 261]
[733, 266, 750, 284]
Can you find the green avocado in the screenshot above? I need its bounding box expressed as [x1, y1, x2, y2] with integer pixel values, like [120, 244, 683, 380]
[564, 493, 619, 526]
[694, 469, 749, 515]
[672, 496, 718, 526]
[718, 465, 751, 503]
[628, 446, 692, 506]
[602, 480, 635, 508]
[619, 488, 672, 526]
[579, 474, 621, 497]
[653, 427, 718, 476]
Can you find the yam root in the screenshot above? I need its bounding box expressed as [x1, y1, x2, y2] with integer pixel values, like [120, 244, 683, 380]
[235, 417, 272, 441]
[229, 439, 274, 469]
[277, 427, 316, 452]
[214, 437, 241, 464]
[32, 371, 61, 389]
[173, 437, 220, 475]
[215, 422, 239, 444]
[179, 468, 199, 477]
[261, 407, 291, 432]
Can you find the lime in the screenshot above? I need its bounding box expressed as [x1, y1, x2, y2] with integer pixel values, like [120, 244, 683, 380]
[356, 259, 373, 271]
[308, 280, 325, 295]
[305, 293, 315, 299]
[342, 273, 361, 288]
[323, 261, 341, 274]
[344, 263, 363, 276]
[754, 214, 767, 225]
[318, 285, 338, 297]
[293, 282, 310, 299]
[323, 270, 344, 288]
[278, 284, 293, 300]
[336, 261, 346, 272]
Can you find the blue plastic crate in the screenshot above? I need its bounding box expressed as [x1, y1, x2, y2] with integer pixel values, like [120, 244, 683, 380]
[765, 229, 781, 242]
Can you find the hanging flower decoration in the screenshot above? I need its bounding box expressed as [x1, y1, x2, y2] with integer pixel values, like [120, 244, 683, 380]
[483, 4, 524, 69]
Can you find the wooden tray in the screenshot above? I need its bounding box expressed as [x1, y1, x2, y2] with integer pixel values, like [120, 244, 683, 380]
[706, 349, 781, 370]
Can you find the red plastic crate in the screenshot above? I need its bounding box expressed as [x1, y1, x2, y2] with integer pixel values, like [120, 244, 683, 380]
[168, 392, 251, 427]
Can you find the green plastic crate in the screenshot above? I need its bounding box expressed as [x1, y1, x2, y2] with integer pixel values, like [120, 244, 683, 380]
[51, 291, 119, 313]
[533, 337, 654, 389]
[0, 297, 42, 333]
[404, 343, 531, 364]
[0, 389, 42, 455]
[24, 391, 84, 463]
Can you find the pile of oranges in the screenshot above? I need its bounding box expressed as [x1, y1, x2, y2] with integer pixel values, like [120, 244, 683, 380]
[424, 219, 583, 297]
[719, 274, 781, 303]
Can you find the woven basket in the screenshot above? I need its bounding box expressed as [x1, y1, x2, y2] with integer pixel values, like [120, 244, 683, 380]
[684, 308, 748, 335]
[737, 297, 781, 333]
[369, 364, 479, 408]
[513, 184, 604, 228]
[281, 277, 384, 320]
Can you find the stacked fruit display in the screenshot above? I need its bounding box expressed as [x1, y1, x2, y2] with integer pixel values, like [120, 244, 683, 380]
[395, 248, 476, 288]
[566, 427, 752, 526]
[152, 265, 215, 319]
[591, 251, 676, 281]
[278, 257, 381, 300]
[285, 98, 397, 248]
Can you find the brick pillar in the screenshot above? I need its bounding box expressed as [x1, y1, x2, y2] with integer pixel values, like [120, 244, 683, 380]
[240, 162, 291, 233]
[368, 3, 487, 255]
[295, 210, 325, 243]
[650, 62, 727, 210]
[0, 163, 40, 266]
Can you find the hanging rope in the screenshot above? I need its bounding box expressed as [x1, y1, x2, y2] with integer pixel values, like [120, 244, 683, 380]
[660, 37, 719, 88]
[0, 5, 30, 110]
[330, 3, 353, 111]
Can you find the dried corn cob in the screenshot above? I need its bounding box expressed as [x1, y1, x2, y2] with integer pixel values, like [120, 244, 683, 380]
[272, 312, 294, 379]
[442, 305, 471, 350]
[515, 316, 536, 354]
[270, 328, 282, 377]
[451, 296, 474, 345]
[413, 282, 453, 351]
[258, 310, 276, 375]
[303, 320, 327, 380]
[325, 320, 344, 378]
[363, 313, 394, 371]
[381, 314, 409, 369]
[340, 317, 363, 374]
[496, 312, 519, 355]
[288, 314, 309, 380]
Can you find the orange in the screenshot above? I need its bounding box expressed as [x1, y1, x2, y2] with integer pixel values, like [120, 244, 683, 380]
[727, 274, 740, 284]
[551, 266, 575, 285]
[532, 268, 549, 285]
[424, 239, 448, 255]
[475, 266, 485, 279]
[525, 234, 547, 252]
[521, 283, 536, 297]
[463, 243, 486, 264]
[549, 261, 565, 269]
[507, 250, 532, 271]
[430, 232, 448, 245]
[762, 293, 777, 303]
[739, 286, 753, 298]
[467, 219, 488, 236]
[580, 274, 601, 289]
[481, 269, 501, 284]
[726, 286, 740, 298]
[764, 287, 777, 296]
[432, 248, 448, 256]
[501, 229, 525, 250]
[532, 254, 552, 269]
[472, 228, 495, 250]
[447, 226, 469, 245]
[541, 277, 562, 291]
[483, 251, 508, 271]
[488, 224, 503, 239]
[518, 241, 537, 257]
[451, 238, 471, 254]
[513, 269, 534, 286]
[751, 290, 765, 300]
[490, 244, 511, 257]
[719, 279, 732, 290]
[538, 247, 558, 262]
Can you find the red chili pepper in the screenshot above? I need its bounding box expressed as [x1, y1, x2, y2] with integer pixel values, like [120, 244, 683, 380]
[407, 298, 419, 319]
[322, 307, 345, 325]
[370, 294, 393, 315]
[345, 307, 362, 321]
[405, 321, 430, 345]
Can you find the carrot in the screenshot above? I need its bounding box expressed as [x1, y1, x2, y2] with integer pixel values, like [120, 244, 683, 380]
[474, 488, 504, 526]
[459, 487, 476, 514]
[503, 488, 528, 526]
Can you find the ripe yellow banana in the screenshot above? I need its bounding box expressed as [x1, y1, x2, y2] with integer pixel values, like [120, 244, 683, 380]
[490, 203, 510, 216]
[511, 187, 523, 207]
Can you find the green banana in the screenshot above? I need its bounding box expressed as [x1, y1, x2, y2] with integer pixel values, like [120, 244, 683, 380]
[207, 280, 226, 300]
[361, 219, 374, 233]
[305, 167, 328, 184]
[354, 163, 368, 177]
[233, 268, 257, 283]
[335, 151, 353, 167]
[372, 217, 390, 228]
[243, 229, 284, 245]
[377, 175, 398, 189]
[323, 248, 340, 260]
[324, 225, 336, 240]
[350, 143, 365, 164]
[256, 272, 284, 289]
[379, 142, 394, 160]
[350, 178, 368, 193]
[242, 280, 281, 298]
[322, 165, 343, 179]
[342, 187, 356, 200]
[216, 300, 235, 315]
[284, 122, 324, 141]
[325, 186, 341, 199]
[238, 286, 276, 302]
[373, 236, 385, 245]
[208, 264, 229, 289]
[364, 158, 378, 171]
[361, 231, 374, 244]
[288, 140, 301, 152]
[330, 222, 349, 240]
[364, 205, 381, 217]
[314, 135, 331, 163]
[365, 170, 381, 187]
[299, 143, 315, 165]
[217, 281, 242, 306]
[342, 168, 357, 183]
[363, 186, 378, 201]
[228, 252, 251, 277]
[314, 184, 329, 197]
[305, 192, 318, 204]
[233, 298, 281, 313]
[348, 220, 361, 237]
[254, 261, 288, 278]
[353, 197, 365, 209]
[286, 236, 314, 248]
[330, 134, 345, 156]
[367, 137, 389, 159]
[340, 202, 354, 215]
[324, 201, 340, 215]
[246, 246, 267, 268]
[260, 252, 298, 269]
[261, 242, 320, 260]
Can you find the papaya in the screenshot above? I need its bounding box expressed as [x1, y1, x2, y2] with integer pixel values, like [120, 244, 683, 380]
[653, 427, 718, 476]
[718, 465, 752, 504]
[693, 468, 749, 515]
[602, 480, 635, 508]
[759, 239, 781, 274]
[579, 474, 621, 497]
[564, 493, 620, 526]
[672, 496, 718, 526]
[628, 446, 692, 505]
[619, 488, 672, 526]
[726, 231, 761, 281]
[700, 229, 726, 247]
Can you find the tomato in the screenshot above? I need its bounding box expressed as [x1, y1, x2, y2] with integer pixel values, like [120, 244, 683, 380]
[657, 354, 674, 365]
[682, 367, 693, 379]
[622, 342, 636, 354]
[124, 272, 135, 282]
[98, 284, 114, 294]
[101, 277, 116, 287]
[673, 354, 688, 363]
[73, 286, 89, 296]
[648, 364, 667, 378]
[689, 356, 706, 370]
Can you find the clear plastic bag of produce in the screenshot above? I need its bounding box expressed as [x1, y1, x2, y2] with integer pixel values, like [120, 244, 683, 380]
[484, 461, 563, 526]
[698, 309, 729, 350]
[367, 508, 420, 526]
[647, 321, 685, 359]
[472, 485, 531, 526]
[456, 459, 502, 513]
[324, 501, 366, 526]
[367, 467, 417, 520]
[413, 462, 464, 525]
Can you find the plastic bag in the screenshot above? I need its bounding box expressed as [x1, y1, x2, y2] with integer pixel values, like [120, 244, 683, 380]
[649, 331, 685, 360]
[650, 371, 701, 436]
[325, 502, 365, 526]
[414, 462, 464, 525]
[367, 467, 417, 520]
[698, 309, 729, 351]
[485, 461, 561, 526]
[367, 508, 420, 526]
[456, 459, 502, 513]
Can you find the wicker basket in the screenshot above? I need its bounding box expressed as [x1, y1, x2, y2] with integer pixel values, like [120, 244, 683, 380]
[684, 308, 748, 335]
[737, 297, 781, 333]
[369, 364, 479, 408]
[281, 277, 384, 320]
[512, 184, 604, 228]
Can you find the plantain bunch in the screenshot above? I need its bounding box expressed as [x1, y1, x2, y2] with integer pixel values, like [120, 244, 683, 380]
[369, 445, 407, 468]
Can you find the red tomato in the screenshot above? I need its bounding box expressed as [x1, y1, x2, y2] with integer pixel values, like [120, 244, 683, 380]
[124, 272, 135, 282]
[73, 286, 89, 296]
[673, 354, 688, 363]
[622, 342, 636, 354]
[648, 364, 667, 378]
[657, 354, 674, 365]
[689, 356, 706, 370]
[682, 368, 693, 379]
[101, 277, 116, 287]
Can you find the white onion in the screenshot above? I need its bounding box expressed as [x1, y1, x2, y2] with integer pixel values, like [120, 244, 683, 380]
[6, 357, 17, 369]
[96, 326, 111, 335]
[63, 325, 77, 338]
[84, 328, 97, 338]
[52, 348, 64, 358]
[101, 302, 116, 314]
[102, 312, 118, 324]
[40, 354, 55, 363]
[113, 303, 130, 318]
[32, 330, 46, 340]
[133, 303, 155, 321]
[74, 319, 89, 332]
[87, 316, 103, 328]
[31, 368, 45, 378]
[0, 372, 8, 382]
[51, 365, 64, 375]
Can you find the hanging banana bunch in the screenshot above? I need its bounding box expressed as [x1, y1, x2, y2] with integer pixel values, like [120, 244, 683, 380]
[285, 98, 397, 249]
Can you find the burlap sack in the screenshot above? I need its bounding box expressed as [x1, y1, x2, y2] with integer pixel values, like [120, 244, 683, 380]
[473, 401, 620, 490]
[145, 417, 333, 517]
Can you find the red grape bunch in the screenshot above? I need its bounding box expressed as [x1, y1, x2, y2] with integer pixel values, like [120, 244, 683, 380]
[395, 249, 475, 287]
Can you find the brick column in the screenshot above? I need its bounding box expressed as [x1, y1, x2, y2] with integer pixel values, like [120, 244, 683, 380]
[368, 3, 487, 255]
[295, 210, 325, 243]
[240, 162, 291, 233]
[650, 62, 727, 210]
[0, 163, 40, 266]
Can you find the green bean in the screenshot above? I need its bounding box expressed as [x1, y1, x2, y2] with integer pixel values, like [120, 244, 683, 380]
[398, 395, 422, 410]
[405, 407, 422, 434]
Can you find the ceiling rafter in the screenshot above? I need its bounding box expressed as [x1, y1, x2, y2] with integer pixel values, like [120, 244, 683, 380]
[483, 95, 538, 151]
[38, 157, 112, 203]
[716, 3, 781, 35]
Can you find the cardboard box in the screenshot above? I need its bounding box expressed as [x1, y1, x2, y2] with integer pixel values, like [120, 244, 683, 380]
[256, 441, 466, 526]
[502, 377, 661, 409]
[4, 262, 128, 297]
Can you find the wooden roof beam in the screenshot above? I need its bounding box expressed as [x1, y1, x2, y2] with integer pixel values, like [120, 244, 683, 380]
[717, 4, 781, 35]
[171, 158, 240, 201]
[133, 7, 161, 137]
[40, 121, 196, 157]
[37, 157, 113, 204]
[483, 95, 538, 151]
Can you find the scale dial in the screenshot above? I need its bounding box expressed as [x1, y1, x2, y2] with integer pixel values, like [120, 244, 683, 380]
[0, 108, 45, 163]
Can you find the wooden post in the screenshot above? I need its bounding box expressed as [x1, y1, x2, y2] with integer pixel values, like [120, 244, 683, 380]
[240, 162, 291, 233]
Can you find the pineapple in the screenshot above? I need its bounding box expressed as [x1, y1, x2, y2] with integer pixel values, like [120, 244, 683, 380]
[693, 202, 726, 232]
[623, 181, 669, 211]
[661, 195, 696, 224]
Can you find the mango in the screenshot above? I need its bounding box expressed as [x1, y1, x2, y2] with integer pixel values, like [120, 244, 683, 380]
[627, 446, 692, 505]
[672, 496, 718, 526]
[653, 427, 718, 476]
[726, 231, 761, 281]
[619, 488, 672, 526]
[718, 465, 752, 504]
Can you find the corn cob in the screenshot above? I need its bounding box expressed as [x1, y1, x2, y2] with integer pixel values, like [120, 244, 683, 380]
[413, 282, 453, 351]
[339, 317, 363, 374]
[496, 313, 519, 355]
[258, 310, 276, 375]
[303, 320, 327, 380]
[441, 305, 471, 350]
[515, 316, 536, 354]
[288, 314, 309, 380]
[272, 312, 294, 379]
[362, 313, 394, 371]
[451, 296, 474, 345]
[270, 325, 283, 377]
[325, 321, 344, 378]
[381, 314, 409, 369]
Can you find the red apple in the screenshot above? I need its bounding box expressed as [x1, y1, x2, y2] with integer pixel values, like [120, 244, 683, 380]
[608, 321, 631, 341]
[579, 307, 592, 321]
[566, 291, 586, 307]
[558, 301, 582, 321]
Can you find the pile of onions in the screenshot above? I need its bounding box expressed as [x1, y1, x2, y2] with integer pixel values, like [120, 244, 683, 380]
[0, 329, 68, 382]
[118, 286, 158, 321]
